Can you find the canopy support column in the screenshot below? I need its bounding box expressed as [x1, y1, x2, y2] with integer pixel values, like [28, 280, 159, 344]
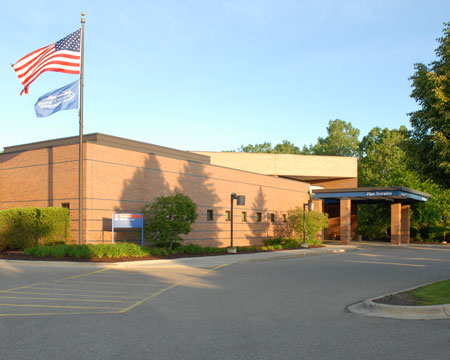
[340, 198, 351, 245]
[391, 203, 402, 245]
[401, 204, 411, 244]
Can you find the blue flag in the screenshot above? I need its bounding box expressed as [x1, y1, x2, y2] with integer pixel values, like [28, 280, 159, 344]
[35, 80, 79, 118]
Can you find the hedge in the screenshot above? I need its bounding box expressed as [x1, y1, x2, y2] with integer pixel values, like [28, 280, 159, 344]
[0, 207, 70, 251]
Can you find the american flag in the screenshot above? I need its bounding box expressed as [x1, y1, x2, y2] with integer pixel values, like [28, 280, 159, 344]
[12, 29, 81, 95]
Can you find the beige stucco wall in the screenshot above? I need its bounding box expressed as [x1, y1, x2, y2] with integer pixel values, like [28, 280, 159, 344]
[193, 152, 358, 181]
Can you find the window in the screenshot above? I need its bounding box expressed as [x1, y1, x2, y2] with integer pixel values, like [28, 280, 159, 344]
[283, 214, 287, 223]
[256, 212, 262, 222]
[207, 209, 214, 221]
[242, 211, 247, 222]
[270, 213, 275, 223]
[61, 203, 70, 209]
[225, 210, 231, 221]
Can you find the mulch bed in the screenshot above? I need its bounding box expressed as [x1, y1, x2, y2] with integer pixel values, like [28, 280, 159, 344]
[373, 291, 421, 306]
[0, 245, 325, 263]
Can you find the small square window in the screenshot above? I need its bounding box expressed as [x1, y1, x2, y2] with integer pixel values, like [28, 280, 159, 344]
[242, 211, 247, 222]
[207, 209, 214, 221]
[256, 212, 262, 222]
[283, 214, 287, 223]
[270, 213, 275, 223]
[225, 210, 231, 221]
[61, 203, 70, 209]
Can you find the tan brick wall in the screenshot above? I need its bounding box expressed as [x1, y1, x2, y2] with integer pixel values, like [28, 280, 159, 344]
[0, 144, 82, 240]
[86, 143, 310, 246]
[1, 143, 311, 247]
[309, 177, 358, 189]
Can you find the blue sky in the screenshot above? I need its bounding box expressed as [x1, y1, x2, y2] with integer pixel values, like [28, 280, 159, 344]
[2, 1, 449, 151]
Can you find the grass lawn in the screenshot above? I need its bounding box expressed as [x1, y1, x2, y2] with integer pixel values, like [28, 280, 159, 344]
[410, 279, 450, 305]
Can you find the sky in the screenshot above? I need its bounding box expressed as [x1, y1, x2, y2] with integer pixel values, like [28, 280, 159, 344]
[2, 0, 449, 152]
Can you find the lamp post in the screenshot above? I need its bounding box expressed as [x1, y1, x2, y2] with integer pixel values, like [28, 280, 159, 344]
[302, 201, 314, 248]
[229, 193, 245, 253]
[443, 215, 447, 244]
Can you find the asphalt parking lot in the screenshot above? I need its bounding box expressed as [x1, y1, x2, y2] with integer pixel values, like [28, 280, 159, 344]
[1, 243, 450, 360]
[0, 263, 227, 317]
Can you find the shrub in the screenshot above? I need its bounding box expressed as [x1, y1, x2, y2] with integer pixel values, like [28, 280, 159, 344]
[87, 243, 150, 258]
[0, 207, 70, 251]
[264, 238, 284, 246]
[264, 238, 301, 248]
[182, 244, 204, 255]
[142, 192, 198, 249]
[288, 207, 328, 245]
[25, 244, 90, 259]
[237, 246, 249, 252]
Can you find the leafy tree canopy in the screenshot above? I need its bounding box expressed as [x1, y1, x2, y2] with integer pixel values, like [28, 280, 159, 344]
[357, 125, 450, 241]
[358, 126, 415, 187]
[235, 140, 301, 154]
[303, 119, 360, 157]
[408, 22, 450, 188]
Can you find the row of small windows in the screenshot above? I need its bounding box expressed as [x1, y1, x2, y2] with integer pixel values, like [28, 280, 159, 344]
[206, 210, 287, 223]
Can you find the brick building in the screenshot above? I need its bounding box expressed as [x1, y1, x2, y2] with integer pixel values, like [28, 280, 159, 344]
[0, 133, 361, 246]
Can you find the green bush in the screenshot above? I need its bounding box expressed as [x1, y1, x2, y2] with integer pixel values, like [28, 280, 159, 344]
[288, 207, 328, 245]
[87, 243, 151, 258]
[264, 238, 284, 246]
[142, 192, 198, 249]
[0, 207, 70, 251]
[149, 247, 169, 256]
[25, 244, 90, 259]
[182, 244, 204, 254]
[264, 238, 301, 248]
[237, 246, 249, 252]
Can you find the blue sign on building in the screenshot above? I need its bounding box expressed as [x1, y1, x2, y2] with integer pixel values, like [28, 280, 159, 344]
[112, 213, 144, 247]
[113, 213, 144, 228]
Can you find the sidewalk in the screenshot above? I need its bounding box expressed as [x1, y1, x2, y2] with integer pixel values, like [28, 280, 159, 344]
[113, 244, 358, 269]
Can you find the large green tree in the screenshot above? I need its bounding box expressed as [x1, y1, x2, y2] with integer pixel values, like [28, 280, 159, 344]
[358, 126, 416, 187]
[408, 22, 450, 188]
[358, 126, 450, 241]
[303, 119, 360, 157]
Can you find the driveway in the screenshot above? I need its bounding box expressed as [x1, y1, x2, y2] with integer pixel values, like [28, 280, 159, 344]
[1, 243, 449, 359]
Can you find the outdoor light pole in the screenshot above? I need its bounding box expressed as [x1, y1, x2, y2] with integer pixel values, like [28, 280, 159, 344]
[230, 193, 236, 248]
[443, 215, 447, 244]
[302, 201, 314, 248]
[229, 193, 245, 253]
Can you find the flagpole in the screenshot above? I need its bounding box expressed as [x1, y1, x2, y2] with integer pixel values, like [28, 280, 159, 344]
[78, 12, 85, 245]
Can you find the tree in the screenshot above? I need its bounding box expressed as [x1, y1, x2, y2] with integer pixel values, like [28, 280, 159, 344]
[272, 140, 301, 154]
[303, 119, 360, 157]
[358, 126, 417, 187]
[142, 192, 198, 249]
[358, 126, 450, 241]
[408, 22, 450, 188]
[235, 140, 301, 154]
[237, 142, 273, 153]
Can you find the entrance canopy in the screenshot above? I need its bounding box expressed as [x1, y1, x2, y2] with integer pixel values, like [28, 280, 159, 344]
[312, 186, 431, 204]
[311, 187, 431, 245]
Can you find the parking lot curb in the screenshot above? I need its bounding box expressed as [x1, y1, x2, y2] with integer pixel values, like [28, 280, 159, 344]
[348, 282, 450, 320]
